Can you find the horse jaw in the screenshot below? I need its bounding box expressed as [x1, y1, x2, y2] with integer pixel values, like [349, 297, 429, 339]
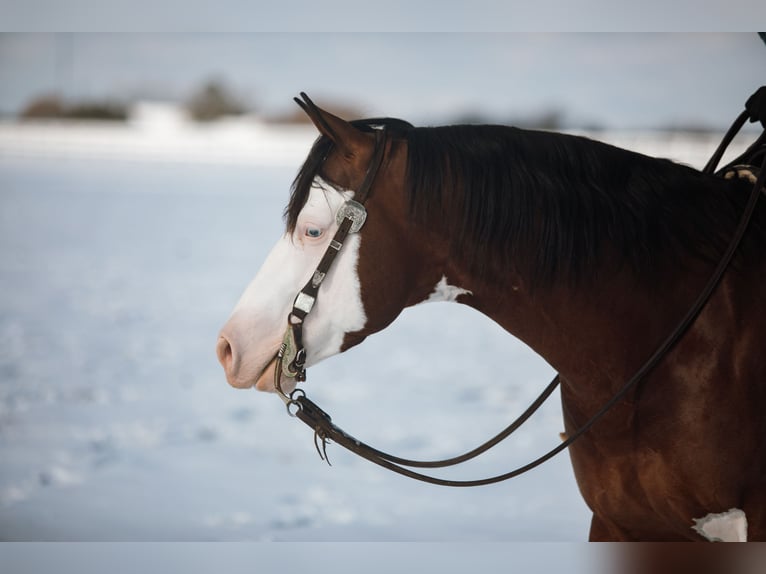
[217, 185, 367, 392]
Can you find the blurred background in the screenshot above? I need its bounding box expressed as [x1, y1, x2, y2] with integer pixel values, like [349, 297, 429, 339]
[1, 33, 765, 128]
[0, 33, 764, 543]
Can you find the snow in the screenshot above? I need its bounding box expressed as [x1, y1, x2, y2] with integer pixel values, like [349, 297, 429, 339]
[0, 111, 755, 541]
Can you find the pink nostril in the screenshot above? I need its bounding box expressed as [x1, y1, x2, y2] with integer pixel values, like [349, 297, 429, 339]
[216, 335, 234, 372]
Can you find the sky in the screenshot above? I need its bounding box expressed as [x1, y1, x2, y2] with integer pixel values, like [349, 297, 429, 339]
[0, 33, 765, 129]
[1, 0, 765, 32]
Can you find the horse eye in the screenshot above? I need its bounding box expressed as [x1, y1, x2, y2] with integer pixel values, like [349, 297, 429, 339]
[305, 227, 323, 239]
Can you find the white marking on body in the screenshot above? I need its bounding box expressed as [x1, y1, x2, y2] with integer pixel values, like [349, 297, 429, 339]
[422, 275, 472, 303]
[691, 508, 748, 542]
[217, 177, 367, 392]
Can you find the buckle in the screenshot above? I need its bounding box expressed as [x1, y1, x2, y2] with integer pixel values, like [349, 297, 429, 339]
[336, 200, 367, 233]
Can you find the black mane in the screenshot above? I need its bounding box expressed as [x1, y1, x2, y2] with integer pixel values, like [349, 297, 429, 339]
[288, 120, 763, 288]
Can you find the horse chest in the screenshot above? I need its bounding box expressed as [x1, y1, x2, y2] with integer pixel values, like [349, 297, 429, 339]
[566, 419, 755, 541]
[568, 443, 701, 539]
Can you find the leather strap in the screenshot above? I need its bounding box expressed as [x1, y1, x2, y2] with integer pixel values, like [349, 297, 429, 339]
[277, 129, 388, 384]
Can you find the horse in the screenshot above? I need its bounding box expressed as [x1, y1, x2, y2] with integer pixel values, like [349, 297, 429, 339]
[216, 93, 766, 541]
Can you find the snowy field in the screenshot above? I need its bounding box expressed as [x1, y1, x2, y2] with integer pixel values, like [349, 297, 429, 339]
[0, 112, 754, 542]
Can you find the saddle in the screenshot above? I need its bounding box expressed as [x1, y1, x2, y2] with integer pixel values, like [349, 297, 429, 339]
[717, 128, 766, 187]
[722, 164, 763, 188]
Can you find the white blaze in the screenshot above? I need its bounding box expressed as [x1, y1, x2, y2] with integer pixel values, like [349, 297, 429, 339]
[219, 179, 367, 391]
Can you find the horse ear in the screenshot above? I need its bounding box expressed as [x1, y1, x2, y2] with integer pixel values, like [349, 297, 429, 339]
[294, 92, 370, 158]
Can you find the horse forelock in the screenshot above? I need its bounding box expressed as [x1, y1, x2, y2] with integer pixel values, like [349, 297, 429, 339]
[285, 117, 414, 234]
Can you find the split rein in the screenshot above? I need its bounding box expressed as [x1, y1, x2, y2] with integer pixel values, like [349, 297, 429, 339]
[272, 109, 766, 487]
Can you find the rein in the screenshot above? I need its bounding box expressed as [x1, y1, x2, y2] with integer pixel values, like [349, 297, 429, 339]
[274, 104, 765, 487]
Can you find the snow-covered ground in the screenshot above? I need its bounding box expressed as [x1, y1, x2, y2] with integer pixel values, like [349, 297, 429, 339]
[0, 108, 755, 541]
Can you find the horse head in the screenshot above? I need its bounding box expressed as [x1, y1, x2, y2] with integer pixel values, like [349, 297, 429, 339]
[216, 95, 459, 393]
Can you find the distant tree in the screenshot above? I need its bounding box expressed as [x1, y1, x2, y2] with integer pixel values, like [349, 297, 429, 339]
[186, 80, 246, 122]
[532, 110, 564, 131]
[453, 110, 490, 125]
[20, 93, 127, 121]
[65, 102, 128, 121]
[509, 110, 565, 131]
[20, 94, 65, 119]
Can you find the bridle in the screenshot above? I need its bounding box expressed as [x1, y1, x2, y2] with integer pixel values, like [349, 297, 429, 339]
[274, 126, 388, 394]
[272, 104, 765, 487]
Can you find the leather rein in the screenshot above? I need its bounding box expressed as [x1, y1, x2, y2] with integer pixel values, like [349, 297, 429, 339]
[273, 111, 765, 487]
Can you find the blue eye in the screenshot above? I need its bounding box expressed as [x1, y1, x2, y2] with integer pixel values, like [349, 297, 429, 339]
[305, 227, 323, 239]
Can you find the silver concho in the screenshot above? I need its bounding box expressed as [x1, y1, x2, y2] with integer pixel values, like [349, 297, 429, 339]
[311, 270, 326, 288]
[293, 292, 316, 315]
[280, 326, 299, 378]
[336, 200, 367, 233]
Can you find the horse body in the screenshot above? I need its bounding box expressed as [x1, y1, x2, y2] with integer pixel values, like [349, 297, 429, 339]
[217, 96, 766, 541]
[529, 265, 765, 541]
[438, 221, 766, 540]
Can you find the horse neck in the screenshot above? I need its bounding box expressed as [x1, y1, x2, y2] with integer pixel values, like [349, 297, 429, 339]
[446, 258, 714, 397]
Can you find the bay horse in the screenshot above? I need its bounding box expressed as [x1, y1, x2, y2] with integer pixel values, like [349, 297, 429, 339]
[216, 94, 766, 541]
